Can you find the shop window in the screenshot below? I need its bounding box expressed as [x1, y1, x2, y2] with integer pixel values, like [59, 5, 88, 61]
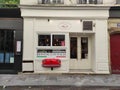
[38, 34, 65, 46]
[70, 37, 77, 59]
[81, 37, 88, 59]
[38, 35, 51, 46]
[0, 30, 14, 63]
[83, 21, 93, 31]
[52, 35, 65, 46]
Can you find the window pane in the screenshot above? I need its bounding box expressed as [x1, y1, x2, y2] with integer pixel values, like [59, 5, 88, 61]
[70, 37, 77, 59]
[81, 37, 88, 59]
[0, 53, 4, 63]
[89, 0, 97, 4]
[42, 0, 50, 4]
[38, 35, 51, 46]
[0, 30, 4, 52]
[52, 0, 63, 4]
[83, 21, 93, 31]
[5, 30, 14, 52]
[52, 35, 65, 46]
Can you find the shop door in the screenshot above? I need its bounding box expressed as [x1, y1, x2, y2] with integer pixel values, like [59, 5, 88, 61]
[110, 34, 120, 74]
[0, 30, 15, 71]
[70, 35, 91, 70]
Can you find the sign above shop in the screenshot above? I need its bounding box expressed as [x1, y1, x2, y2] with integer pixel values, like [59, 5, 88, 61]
[58, 22, 71, 30]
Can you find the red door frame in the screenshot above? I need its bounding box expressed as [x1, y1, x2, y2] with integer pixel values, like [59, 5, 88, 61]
[110, 33, 120, 74]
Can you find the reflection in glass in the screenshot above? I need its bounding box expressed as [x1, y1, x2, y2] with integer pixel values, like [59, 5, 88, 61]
[81, 37, 88, 59]
[38, 35, 51, 46]
[52, 35, 65, 46]
[70, 37, 77, 59]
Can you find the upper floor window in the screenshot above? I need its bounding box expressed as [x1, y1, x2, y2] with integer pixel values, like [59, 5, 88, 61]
[116, 0, 120, 4]
[40, 0, 64, 4]
[77, 0, 103, 4]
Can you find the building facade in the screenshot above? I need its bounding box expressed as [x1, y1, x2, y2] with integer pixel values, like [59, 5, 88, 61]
[109, 4, 120, 74]
[0, 8, 23, 74]
[20, 0, 116, 74]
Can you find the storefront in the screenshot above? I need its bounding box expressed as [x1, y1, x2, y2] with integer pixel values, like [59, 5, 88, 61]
[20, 0, 113, 74]
[0, 8, 23, 74]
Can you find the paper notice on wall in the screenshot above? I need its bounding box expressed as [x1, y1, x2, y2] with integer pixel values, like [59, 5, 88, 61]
[16, 41, 21, 52]
[10, 57, 14, 63]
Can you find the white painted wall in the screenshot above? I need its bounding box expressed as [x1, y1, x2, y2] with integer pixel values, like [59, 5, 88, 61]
[103, 0, 116, 4]
[23, 18, 34, 61]
[95, 20, 109, 74]
[21, 8, 108, 19]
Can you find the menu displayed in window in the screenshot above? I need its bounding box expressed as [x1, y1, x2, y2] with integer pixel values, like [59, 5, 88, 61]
[37, 49, 66, 58]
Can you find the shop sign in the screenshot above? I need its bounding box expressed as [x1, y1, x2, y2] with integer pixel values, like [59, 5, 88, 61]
[58, 22, 71, 30]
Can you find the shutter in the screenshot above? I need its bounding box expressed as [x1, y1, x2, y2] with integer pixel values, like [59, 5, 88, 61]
[83, 21, 93, 31]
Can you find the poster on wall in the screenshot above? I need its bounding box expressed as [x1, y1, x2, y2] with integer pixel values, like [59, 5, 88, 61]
[16, 41, 21, 52]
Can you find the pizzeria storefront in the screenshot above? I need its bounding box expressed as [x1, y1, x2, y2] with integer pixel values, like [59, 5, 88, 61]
[20, 4, 110, 74]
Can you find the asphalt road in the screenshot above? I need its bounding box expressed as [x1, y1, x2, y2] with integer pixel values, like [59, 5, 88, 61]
[0, 86, 120, 90]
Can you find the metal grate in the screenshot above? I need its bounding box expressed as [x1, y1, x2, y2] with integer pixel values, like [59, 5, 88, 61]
[83, 21, 93, 31]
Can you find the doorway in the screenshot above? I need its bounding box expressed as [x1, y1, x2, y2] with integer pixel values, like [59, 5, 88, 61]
[69, 34, 92, 70]
[0, 29, 15, 73]
[110, 33, 120, 74]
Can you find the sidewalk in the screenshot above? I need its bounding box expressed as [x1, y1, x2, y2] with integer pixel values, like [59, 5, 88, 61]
[0, 74, 120, 87]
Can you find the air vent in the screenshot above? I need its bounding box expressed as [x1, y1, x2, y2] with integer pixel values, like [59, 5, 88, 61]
[83, 21, 93, 31]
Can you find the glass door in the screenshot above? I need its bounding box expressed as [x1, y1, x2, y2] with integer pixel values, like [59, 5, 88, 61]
[70, 35, 91, 70]
[0, 30, 14, 70]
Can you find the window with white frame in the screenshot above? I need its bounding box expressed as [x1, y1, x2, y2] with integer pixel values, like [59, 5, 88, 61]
[39, 0, 64, 4]
[77, 0, 103, 4]
[83, 21, 93, 31]
[38, 34, 65, 46]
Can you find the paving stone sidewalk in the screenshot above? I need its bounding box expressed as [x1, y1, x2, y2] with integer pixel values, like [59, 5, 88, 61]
[0, 74, 120, 87]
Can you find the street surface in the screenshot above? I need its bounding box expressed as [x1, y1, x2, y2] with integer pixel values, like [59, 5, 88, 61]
[0, 86, 120, 90]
